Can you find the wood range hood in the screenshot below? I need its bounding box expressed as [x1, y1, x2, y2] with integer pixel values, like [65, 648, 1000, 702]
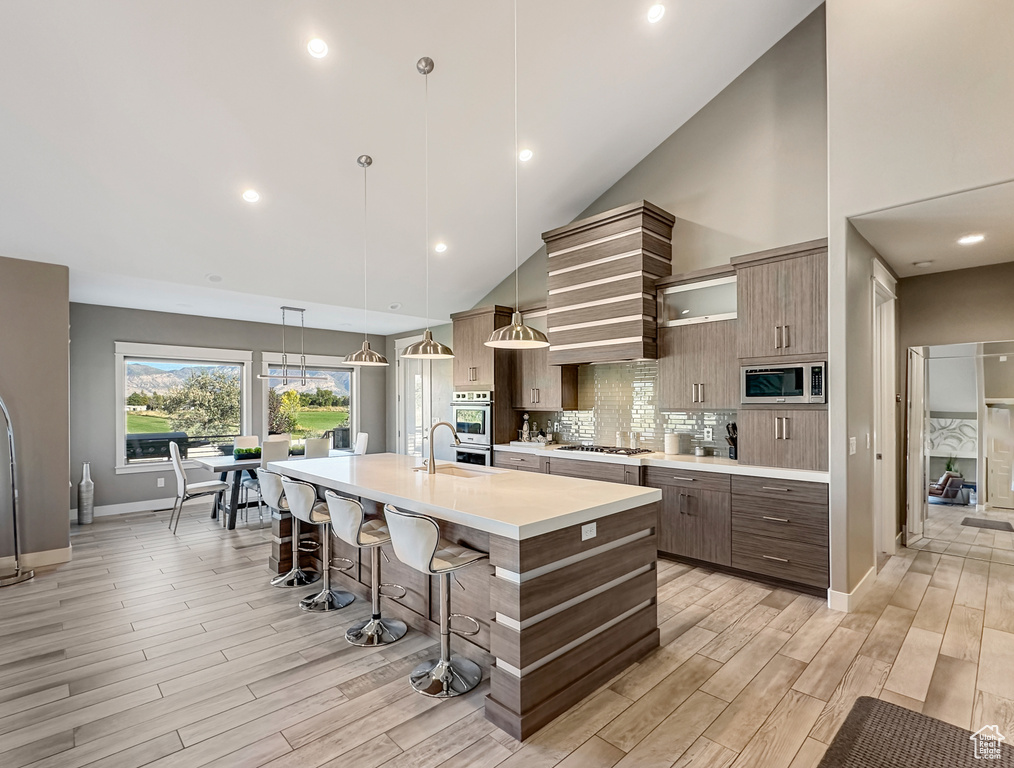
[542, 200, 676, 365]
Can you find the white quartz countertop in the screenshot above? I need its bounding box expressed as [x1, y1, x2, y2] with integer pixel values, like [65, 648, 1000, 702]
[268, 452, 661, 540]
[495, 443, 830, 484]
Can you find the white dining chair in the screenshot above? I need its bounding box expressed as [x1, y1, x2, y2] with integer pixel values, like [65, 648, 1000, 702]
[264, 433, 291, 444]
[168, 441, 229, 534]
[305, 438, 330, 459]
[354, 432, 369, 455]
[234, 435, 260, 449]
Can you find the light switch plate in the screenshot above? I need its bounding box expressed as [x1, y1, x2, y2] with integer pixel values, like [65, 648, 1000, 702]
[849, 437, 857, 455]
[157, 477, 165, 488]
[581, 522, 597, 541]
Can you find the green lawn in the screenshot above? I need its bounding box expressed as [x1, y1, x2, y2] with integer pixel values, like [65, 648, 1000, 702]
[294, 409, 348, 436]
[126, 413, 172, 433]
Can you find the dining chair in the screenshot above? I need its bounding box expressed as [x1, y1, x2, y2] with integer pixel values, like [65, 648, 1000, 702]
[354, 432, 369, 455]
[168, 441, 229, 535]
[234, 435, 260, 449]
[241, 439, 290, 525]
[264, 433, 291, 444]
[305, 438, 330, 459]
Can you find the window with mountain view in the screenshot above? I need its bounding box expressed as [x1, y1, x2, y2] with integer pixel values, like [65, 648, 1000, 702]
[264, 367, 353, 449]
[123, 358, 245, 464]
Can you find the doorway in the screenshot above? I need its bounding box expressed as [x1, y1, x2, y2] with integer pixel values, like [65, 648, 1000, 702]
[872, 263, 898, 562]
[987, 404, 1014, 509]
[395, 335, 431, 458]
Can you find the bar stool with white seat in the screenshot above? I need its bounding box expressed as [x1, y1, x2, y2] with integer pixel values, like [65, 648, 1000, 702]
[168, 441, 229, 535]
[241, 439, 289, 525]
[260, 469, 320, 589]
[383, 505, 487, 697]
[281, 477, 355, 612]
[325, 491, 407, 646]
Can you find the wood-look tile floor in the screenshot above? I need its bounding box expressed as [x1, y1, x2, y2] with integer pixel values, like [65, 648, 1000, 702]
[912, 504, 1014, 564]
[4, 503, 1014, 768]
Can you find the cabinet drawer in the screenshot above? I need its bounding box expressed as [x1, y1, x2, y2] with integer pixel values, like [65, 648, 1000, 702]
[547, 457, 626, 484]
[731, 533, 828, 588]
[644, 466, 731, 493]
[732, 496, 827, 547]
[494, 452, 543, 471]
[731, 475, 828, 505]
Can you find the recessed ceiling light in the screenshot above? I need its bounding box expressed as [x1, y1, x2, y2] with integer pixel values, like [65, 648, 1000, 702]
[307, 38, 328, 58]
[242, 189, 260, 203]
[912, 261, 934, 269]
[206, 274, 223, 283]
[518, 149, 533, 162]
[388, 302, 402, 311]
[434, 243, 447, 253]
[647, 4, 665, 23]
[958, 233, 985, 246]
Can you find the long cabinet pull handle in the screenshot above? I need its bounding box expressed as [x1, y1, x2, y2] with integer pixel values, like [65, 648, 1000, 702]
[763, 555, 790, 563]
[762, 486, 791, 492]
[672, 476, 696, 481]
[699, 383, 705, 402]
[510, 457, 523, 462]
[678, 493, 685, 515]
[783, 416, 790, 440]
[692, 383, 698, 403]
[530, 388, 534, 403]
[535, 388, 540, 403]
[775, 325, 782, 349]
[783, 324, 790, 348]
[774, 417, 781, 440]
[762, 516, 790, 523]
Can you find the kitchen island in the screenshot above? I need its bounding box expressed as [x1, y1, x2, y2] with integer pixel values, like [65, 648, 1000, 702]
[269, 452, 661, 740]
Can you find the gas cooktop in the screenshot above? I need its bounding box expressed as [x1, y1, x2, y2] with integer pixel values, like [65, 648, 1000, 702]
[557, 445, 652, 456]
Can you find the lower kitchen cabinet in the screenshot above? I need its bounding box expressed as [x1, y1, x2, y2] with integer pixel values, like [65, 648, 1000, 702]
[545, 456, 627, 484]
[493, 451, 543, 472]
[657, 485, 731, 565]
[737, 408, 828, 472]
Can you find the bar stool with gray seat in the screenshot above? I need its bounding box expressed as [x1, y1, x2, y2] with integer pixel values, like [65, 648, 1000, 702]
[325, 490, 407, 646]
[281, 477, 355, 611]
[383, 505, 487, 697]
[260, 469, 320, 589]
[168, 441, 230, 535]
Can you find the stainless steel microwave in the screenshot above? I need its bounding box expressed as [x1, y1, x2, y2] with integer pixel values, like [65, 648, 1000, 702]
[741, 362, 826, 404]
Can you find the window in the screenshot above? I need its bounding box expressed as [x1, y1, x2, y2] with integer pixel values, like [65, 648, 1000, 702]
[115, 343, 252, 472]
[260, 353, 358, 449]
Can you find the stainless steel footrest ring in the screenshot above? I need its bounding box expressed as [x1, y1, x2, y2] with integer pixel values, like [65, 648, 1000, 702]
[345, 616, 408, 646]
[299, 588, 355, 612]
[409, 655, 482, 697]
[448, 613, 481, 637]
[333, 557, 356, 572]
[270, 568, 320, 588]
[379, 582, 407, 600]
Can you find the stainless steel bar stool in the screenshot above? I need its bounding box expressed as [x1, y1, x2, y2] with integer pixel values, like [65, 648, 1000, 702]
[384, 505, 487, 697]
[281, 477, 355, 612]
[325, 490, 407, 646]
[261, 470, 320, 589]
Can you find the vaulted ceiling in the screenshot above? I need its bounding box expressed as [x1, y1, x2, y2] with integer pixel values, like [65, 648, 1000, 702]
[0, 0, 821, 333]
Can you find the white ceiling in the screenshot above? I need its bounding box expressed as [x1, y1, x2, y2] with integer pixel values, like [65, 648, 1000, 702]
[0, 0, 820, 334]
[851, 181, 1014, 279]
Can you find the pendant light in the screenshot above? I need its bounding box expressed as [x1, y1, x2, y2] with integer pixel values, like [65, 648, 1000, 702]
[402, 57, 455, 360]
[486, 0, 549, 350]
[344, 155, 389, 366]
[256, 307, 329, 385]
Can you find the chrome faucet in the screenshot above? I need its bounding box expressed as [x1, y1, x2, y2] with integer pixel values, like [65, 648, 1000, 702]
[427, 421, 461, 474]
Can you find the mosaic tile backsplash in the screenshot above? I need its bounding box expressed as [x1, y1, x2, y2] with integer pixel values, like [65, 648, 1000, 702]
[517, 361, 737, 456]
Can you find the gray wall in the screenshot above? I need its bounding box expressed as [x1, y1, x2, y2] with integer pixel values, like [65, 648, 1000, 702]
[70, 303, 387, 508]
[477, 5, 828, 309]
[0, 255, 70, 558]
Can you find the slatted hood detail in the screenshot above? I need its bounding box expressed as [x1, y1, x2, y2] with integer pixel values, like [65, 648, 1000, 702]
[542, 200, 676, 365]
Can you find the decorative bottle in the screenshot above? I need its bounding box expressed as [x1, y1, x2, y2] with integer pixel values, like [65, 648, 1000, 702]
[77, 462, 95, 525]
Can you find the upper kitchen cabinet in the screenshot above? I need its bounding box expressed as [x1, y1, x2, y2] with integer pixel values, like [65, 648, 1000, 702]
[542, 201, 676, 365]
[657, 321, 738, 410]
[450, 306, 513, 391]
[512, 311, 578, 411]
[733, 239, 828, 361]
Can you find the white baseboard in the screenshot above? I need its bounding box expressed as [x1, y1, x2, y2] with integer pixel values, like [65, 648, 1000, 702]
[1, 545, 74, 571]
[827, 565, 877, 613]
[70, 497, 177, 520]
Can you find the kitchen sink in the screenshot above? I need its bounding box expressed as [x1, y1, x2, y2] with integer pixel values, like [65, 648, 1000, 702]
[412, 464, 504, 479]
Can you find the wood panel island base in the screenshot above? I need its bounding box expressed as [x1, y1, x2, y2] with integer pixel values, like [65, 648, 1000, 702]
[269, 453, 662, 741]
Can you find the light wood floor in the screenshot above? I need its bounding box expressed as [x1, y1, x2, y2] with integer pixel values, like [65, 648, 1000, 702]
[914, 503, 1014, 564]
[3, 503, 1014, 768]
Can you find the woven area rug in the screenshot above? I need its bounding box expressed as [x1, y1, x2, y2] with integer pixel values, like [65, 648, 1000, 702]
[962, 517, 1014, 532]
[818, 697, 1014, 767]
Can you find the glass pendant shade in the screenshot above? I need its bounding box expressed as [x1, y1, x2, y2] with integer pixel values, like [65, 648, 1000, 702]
[344, 339, 389, 366]
[485, 311, 550, 349]
[401, 329, 455, 359]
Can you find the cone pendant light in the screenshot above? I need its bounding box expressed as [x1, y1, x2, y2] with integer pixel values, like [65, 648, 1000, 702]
[486, 0, 549, 350]
[402, 57, 454, 360]
[344, 155, 389, 366]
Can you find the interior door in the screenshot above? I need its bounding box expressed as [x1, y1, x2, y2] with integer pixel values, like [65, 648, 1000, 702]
[987, 405, 1014, 509]
[906, 348, 928, 540]
[397, 337, 431, 458]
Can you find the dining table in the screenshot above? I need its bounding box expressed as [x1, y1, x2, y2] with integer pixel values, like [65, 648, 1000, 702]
[192, 449, 352, 529]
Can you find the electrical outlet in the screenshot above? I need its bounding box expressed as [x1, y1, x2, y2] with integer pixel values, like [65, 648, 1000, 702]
[581, 522, 597, 541]
[157, 477, 165, 488]
[704, 427, 713, 441]
[849, 437, 857, 455]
